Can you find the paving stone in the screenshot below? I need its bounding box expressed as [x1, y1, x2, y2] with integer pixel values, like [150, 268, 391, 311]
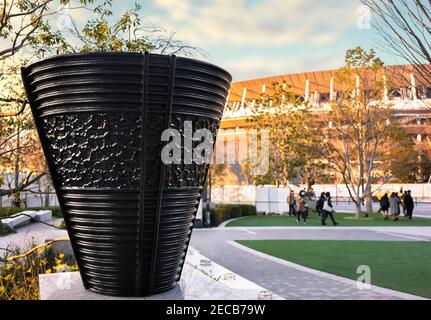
[190, 229, 427, 300]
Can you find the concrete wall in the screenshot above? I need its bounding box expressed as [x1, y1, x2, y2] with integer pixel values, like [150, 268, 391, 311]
[0, 192, 59, 208]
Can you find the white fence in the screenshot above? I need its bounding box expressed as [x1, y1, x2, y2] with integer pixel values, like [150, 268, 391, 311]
[2, 182, 431, 211]
[0, 192, 59, 208]
[211, 184, 431, 214]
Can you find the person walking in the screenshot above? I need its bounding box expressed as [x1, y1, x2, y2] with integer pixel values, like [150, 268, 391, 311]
[321, 192, 338, 226]
[401, 190, 408, 217]
[287, 190, 296, 217]
[316, 192, 326, 217]
[296, 191, 308, 224]
[404, 190, 415, 220]
[389, 192, 400, 221]
[379, 193, 390, 220]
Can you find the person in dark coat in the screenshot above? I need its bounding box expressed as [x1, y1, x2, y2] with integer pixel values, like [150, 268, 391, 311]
[404, 190, 415, 220]
[401, 191, 408, 217]
[379, 193, 390, 220]
[316, 192, 325, 217]
[321, 192, 338, 226]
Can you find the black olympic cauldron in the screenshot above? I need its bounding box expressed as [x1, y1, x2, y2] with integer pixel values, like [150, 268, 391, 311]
[21, 52, 231, 297]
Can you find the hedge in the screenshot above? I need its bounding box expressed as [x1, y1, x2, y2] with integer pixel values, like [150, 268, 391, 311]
[0, 221, 14, 236]
[0, 221, 5, 235]
[209, 204, 257, 226]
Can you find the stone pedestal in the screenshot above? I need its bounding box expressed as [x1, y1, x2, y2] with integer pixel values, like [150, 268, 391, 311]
[40, 264, 244, 300]
[39, 246, 283, 300]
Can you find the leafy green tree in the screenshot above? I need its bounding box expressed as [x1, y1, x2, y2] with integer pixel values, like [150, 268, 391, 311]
[0, 0, 99, 60]
[321, 47, 410, 217]
[69, 3, 200, 56]
[249, 84, 327, 189]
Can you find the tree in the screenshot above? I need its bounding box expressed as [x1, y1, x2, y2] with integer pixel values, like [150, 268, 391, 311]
[1, 0, 76, 59]
[68, 2, 201, 56]
[0, 0, 110, 117]
[0, 72, 46, 202]
[389, 148, 431, 182]
[362, 0, 431, 94]
[321, 47, 409, 218]
[249, 84, 327, 189]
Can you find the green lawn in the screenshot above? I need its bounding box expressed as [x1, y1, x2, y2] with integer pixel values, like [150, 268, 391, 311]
[226, 212, 431, 227]
[237, 240, 431, 298]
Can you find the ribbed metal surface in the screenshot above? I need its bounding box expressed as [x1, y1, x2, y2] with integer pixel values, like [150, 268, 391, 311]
[21, 52, 231, 297]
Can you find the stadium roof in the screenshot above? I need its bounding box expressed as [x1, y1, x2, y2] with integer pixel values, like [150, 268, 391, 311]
[228, 64, 431, 103]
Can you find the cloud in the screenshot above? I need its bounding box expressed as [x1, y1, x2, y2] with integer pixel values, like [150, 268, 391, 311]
[153, 0, 192, 21]
[151, 0, 361, 46]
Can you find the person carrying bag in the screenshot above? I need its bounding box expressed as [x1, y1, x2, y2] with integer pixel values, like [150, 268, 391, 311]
[321, 192, 338, 226]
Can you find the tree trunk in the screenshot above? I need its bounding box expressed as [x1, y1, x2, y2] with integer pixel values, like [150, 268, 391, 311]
[364, 184, 373, 217]
[355, 195, 361, 219]
[44, 183, 50, 208]
[13, 129, 21, 207]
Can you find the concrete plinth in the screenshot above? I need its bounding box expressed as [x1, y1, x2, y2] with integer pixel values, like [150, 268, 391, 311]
[39, 247, 283, 300]
[40, 265, 243, 300]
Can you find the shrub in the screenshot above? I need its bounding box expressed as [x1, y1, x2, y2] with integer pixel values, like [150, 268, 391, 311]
[59, 220, 67, 230]
[209, 204, 257, 226]
[0, 207, 23, 218]
[0, 222, 14, 237]
[0, 242, 77, 300]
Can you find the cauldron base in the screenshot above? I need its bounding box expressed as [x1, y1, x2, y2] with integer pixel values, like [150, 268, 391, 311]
[39, 271, 184, 300]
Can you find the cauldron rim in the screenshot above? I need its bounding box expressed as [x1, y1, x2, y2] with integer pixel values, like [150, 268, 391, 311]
[23, 51, 232, 82]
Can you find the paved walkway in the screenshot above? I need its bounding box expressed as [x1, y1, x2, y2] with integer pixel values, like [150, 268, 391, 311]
[190, 226, 430, 300]
[2, 220, 429, 300]
[0, 219, 67, 251]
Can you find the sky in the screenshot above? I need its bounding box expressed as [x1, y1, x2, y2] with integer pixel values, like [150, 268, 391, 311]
[112, 0, 404, 82]
[0, 0, 406, 82]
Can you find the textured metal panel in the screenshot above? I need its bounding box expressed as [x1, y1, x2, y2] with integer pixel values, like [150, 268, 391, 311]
[21, 52, 231, 297]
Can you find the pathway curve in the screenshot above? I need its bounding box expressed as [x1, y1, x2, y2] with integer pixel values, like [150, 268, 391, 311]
[0, 219, 66, 251]
[2, 220, 429, 300]
[190, 226, 430, 300]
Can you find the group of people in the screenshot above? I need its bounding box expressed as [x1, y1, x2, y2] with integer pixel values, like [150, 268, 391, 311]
[287, 188, 416, 224]
[287, 190, 310, 223]
[378, 190, 415, 221]
[287, 190, 338, 225]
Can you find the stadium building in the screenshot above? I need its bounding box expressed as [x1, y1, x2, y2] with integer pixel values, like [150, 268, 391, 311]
[215, 65, 431, 185]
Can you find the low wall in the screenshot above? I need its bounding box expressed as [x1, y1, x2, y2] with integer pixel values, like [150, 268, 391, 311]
[0, 192, 59, 208]
[211, 184, 431, 213]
